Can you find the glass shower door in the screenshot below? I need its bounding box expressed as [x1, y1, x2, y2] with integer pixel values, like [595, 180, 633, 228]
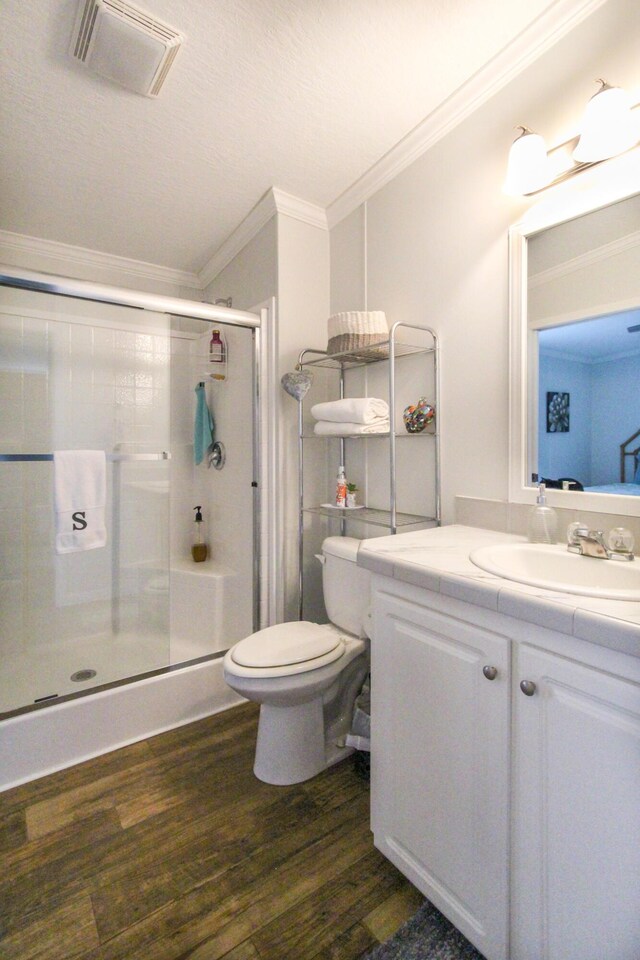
[0, 285, 172, 715]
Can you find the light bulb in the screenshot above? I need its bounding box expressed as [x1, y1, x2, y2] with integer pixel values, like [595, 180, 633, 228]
[573, 81, 639, 163]
[504, 127, 554, 195]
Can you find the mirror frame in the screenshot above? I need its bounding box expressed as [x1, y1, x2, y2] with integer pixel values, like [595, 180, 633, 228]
[508, 153, 640, 517]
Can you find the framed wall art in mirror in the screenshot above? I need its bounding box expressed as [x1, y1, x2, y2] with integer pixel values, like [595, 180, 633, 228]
[509, 153, 640, 517]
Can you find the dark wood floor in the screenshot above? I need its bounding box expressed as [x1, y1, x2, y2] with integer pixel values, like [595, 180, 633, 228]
[0, 701, 423, 960]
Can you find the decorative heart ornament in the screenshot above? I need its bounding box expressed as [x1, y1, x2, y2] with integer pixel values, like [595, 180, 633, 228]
[281, 370, 314, 401]
[403, 398, 435, 433]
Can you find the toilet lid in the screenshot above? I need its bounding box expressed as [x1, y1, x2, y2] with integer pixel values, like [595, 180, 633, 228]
[231, 621, 342, 669]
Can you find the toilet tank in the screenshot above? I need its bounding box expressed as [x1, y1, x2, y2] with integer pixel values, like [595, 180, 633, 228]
[321, 536, 371, 636]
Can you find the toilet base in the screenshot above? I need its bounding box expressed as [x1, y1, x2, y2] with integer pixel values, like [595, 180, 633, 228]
[254, 697, 340, 785]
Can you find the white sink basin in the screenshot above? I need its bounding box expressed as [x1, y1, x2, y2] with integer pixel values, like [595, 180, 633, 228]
[469, 542, 640, 600]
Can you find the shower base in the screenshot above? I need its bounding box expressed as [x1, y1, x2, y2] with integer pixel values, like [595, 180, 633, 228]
[1, 630, 169, 715]
[0, 657, 243, 791]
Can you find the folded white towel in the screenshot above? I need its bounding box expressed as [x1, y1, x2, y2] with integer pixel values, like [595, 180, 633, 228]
[313, 420, 390, 437]
[53, 450, 107, 555]
[311, 398, 389, 424]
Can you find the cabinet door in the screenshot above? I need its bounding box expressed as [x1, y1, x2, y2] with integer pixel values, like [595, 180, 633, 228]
[371, 590, 510, 960]
[512, 644, 640, 960]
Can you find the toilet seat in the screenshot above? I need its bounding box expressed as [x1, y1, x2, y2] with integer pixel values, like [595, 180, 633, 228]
[226, 622, 347, 679]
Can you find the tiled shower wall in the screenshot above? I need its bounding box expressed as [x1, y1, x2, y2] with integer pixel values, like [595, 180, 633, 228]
[168, 319, 256, 659]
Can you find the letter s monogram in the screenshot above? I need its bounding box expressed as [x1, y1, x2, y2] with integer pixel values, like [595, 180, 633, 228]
[72, 511, 88, 531]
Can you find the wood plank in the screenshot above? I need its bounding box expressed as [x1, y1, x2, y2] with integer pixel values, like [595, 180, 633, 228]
[307, 922, 377, 960]
[299, 755, 369, 813]
[0, 809, 123, 938]
[0, 809, 26, 854]
[0, 703, 394, 960]
[0, 740, 153, 817]
[202, 938, 261, 960]
[0, 891, 99, 960]
[251, 848, 406, 960]
[89, 790, 316, 941]
[23, 709, 258, 841]
[98, 794, 373, 960]
[144, 703, 259, 758]
[361, 885, 425, 943]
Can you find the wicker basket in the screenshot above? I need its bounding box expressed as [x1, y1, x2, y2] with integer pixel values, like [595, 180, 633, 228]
[327, 311, 388, 357]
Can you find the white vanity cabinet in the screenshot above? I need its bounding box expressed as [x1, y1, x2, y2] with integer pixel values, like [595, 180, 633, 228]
[511, 643, 640, 960]
[370, 575, 640, 960]
[371, 586, 511, 960]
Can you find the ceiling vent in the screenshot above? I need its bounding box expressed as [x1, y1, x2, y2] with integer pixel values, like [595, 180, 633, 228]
[69, 0, 184, 97]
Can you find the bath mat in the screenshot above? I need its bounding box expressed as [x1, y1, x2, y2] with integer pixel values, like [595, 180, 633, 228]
[363, 899, 485, 960]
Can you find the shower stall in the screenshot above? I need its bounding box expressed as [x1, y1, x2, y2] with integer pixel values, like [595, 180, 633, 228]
[0, 270, 263, 788]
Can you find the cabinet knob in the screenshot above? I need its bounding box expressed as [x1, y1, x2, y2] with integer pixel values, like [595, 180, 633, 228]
[482, 665, 498, 681]
[519, 679, 537, 697]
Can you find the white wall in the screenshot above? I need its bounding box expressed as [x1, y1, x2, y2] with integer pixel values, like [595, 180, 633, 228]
[203, 217, 278, 310]
[276, 215, 330, 620]
[203, 211, 331, 621]
[329, 0, 640, 525]
[591, 355, 640, 485]
[538, 354, 591, 483]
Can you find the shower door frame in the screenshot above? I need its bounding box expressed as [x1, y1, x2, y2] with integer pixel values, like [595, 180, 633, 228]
[0, 264, 264, 714]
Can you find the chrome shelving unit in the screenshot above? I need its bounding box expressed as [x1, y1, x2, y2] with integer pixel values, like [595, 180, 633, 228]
[297, 321, 440, 617]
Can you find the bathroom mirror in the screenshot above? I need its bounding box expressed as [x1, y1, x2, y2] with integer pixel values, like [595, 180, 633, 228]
[509, 159, 640, 516]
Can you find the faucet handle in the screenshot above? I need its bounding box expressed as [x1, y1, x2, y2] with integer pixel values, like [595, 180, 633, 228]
[567, 521, 588, 545]
[607, 527, 635, 560]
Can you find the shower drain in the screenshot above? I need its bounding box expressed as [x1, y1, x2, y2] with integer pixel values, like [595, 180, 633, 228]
[70, 669, 97, 682]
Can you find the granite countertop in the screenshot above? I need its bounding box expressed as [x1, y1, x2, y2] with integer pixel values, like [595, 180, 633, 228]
[357, 525, 640, 658]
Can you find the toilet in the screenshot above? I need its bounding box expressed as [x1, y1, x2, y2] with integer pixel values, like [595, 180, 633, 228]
[223, 536, 371, 785]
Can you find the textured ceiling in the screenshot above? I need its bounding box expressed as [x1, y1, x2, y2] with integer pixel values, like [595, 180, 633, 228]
[1, 0, 558, 273]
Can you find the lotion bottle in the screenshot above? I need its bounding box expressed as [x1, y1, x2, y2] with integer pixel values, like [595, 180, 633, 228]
[335, 465, 347, 507]
[527, 483, 558, 544]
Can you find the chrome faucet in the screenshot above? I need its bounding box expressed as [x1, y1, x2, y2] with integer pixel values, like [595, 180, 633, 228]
[567, 524, 635, 561]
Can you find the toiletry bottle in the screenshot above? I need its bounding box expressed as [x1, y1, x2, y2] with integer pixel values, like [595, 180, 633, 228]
[192, 506, 208, 562]
[528, 482, 558, 544]
[209, 329, 227, 381]
[335, 465, 347, 507]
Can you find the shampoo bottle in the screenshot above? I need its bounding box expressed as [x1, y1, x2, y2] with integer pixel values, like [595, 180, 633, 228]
[192, 506, 208, 562]
[209, 328, 227, 382]
[528, 483, 558, 544]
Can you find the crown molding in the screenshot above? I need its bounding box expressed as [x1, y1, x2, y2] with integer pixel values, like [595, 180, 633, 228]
[198, 187, 327, 288]
[198, 189, 277, 288]
[529, 229, 640, 288]
[0, 230, 202, 291]
[326, 0, 608, 228]
[270, 188, 328, 230]
[541, 344, 640, 365]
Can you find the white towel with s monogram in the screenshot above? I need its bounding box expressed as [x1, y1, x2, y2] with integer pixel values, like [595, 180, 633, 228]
[53, 450, 107, 554]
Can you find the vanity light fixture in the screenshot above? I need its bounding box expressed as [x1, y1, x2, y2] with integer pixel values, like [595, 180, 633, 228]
[505, 79, 640, 196]
[504, 127, 554, 195]
[573, 80, 638, 162]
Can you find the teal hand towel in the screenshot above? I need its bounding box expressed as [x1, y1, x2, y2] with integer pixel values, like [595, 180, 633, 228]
[194, 383, 215, 465]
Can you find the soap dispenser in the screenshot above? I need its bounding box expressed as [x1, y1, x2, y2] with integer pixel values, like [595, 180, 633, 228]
[528, 483, 558, 544]
[192, 506, 208, 562]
